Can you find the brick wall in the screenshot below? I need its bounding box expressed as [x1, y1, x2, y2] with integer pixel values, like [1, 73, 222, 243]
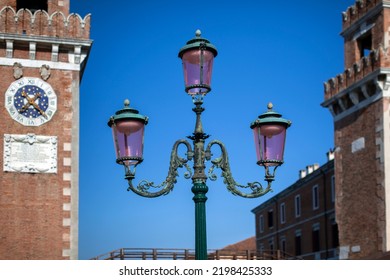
[0, 65, 79, 259]
[0, 0, 91, 259]
[334, 100, 386, 259]
[322, 0, 390, 259]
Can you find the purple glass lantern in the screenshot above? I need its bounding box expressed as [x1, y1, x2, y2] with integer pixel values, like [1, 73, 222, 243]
[251, 103, 291, 167]
[108, 99, 148, 167]
[178, 30, 218, 96]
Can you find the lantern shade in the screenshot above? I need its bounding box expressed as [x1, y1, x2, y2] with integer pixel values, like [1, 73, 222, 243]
[253, 124, 287, 166]
[108, 100, 148, 166]
[250, 103, 291, 167]
[178, 30, 217, 95]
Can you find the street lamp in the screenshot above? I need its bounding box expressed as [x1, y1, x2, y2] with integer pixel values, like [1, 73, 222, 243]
[108, 30, 291, 260]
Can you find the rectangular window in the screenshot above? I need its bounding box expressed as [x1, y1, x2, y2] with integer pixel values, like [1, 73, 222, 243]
[259, 215, 264, 233]
[280, 203, 286, 224]
[295, 234, 302, 256]
[280, 238, 286, 257]
[268, 210, 274, 228]
[332, 223, 339, 248]
[312, 185, 319, 210]
[295, 195, 301, 218]
[312, 228, 320, 252]
[357, 32, 372, 58]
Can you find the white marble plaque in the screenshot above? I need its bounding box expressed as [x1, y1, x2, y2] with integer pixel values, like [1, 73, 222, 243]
[3, 133, 57, 173]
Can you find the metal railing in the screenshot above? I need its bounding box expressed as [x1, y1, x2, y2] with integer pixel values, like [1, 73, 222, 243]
[91, 248, 298, 260]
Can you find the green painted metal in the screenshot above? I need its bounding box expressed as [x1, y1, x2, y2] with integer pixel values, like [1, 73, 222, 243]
[107, 99, 148, 126]
[191, 180, 209, 260]
[178, 29, 218, 59]
[125, 139, 193, 198]
[206, 140, 274, 198]
[250, 102, 291, 129]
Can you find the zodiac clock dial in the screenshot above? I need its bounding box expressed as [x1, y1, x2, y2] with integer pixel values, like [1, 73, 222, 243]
[5, 77, 57, 126]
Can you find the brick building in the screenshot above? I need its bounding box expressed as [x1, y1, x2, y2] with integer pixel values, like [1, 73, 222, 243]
[322, 0, 390, 259]
[0, 0, 91, 259]
[252, 152, 338, 259]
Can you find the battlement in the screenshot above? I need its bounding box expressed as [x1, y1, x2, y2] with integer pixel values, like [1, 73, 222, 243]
[341, 0, 386, 31]
[322, 45, 390, 120]
[0, 6, 90, 39]
[323, 45, 390, 100]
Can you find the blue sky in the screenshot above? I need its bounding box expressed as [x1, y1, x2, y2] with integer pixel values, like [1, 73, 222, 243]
[73, 0, 355, 259]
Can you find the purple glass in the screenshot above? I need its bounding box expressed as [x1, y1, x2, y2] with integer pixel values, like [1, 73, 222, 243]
[182, 49, 214, 95]
[112, 119, 145, 166]
[253, 124, 287, 166]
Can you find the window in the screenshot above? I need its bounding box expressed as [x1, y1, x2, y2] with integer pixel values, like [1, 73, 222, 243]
[312, 185, 319, 210]
[17, 0, 48, 12]
[295, 195, 301, 217]
[312, 224, 320, 252]
[295, 232, 302, 256]
[268, 210, 274, 228]
[259, 215, 264, 233]
[280, 203, 286, 224]
[357, 32, 372, 58]
[280, 237, 286, 257]
[332, 222, 339, 248]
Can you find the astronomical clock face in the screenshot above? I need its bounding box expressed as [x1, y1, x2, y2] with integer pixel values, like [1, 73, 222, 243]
[5, 77, 57, 126]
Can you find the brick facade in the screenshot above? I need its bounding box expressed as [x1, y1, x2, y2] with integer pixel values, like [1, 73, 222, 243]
[252, 156, 337, 259]
[322, 0, 390, 259]
[0, 0, 91, 259]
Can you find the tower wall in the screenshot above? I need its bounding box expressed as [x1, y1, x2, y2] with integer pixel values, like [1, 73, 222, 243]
[0, 0, 91, 259]
[322, 0, 390, 259]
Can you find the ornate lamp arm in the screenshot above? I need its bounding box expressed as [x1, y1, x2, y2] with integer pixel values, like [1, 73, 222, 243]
[205, 140, 275, 198]
[125, 139, 194, 198]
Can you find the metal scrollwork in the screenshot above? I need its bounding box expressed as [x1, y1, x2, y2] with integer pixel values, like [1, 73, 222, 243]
[205, 140, 273, 198]
[126, 139, 193, 198]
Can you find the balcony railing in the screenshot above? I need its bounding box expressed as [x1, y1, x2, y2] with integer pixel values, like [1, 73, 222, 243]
[91, 248, 299, 260]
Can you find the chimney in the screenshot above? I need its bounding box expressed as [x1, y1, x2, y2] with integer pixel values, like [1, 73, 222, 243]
[327, 149, 335, 161]
[299, 169, 307, 179]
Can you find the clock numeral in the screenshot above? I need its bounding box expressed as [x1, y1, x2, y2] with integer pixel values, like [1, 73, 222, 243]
[9, 107, 17, 116]
[7, 96, 13, 105]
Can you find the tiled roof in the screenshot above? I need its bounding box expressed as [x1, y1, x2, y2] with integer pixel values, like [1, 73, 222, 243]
[221, 236, 256, 251]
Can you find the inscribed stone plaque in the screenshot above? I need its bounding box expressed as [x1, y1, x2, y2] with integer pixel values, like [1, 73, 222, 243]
[3, 133, 57, 173]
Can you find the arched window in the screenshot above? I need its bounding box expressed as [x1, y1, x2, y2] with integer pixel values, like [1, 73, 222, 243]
[17, 0, 48, 12]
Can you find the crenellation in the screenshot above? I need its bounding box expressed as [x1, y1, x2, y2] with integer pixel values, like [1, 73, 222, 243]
[324, 47, 384, 100]
[0, 6, 90, 39]
[342, 0, 381, 30]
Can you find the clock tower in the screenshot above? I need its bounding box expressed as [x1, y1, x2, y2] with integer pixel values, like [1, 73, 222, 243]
[0, 0, 92, 259]
[322, 0, 390, 259]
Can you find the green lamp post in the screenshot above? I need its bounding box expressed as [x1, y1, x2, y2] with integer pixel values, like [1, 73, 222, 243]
[108, 30, 291, 260]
